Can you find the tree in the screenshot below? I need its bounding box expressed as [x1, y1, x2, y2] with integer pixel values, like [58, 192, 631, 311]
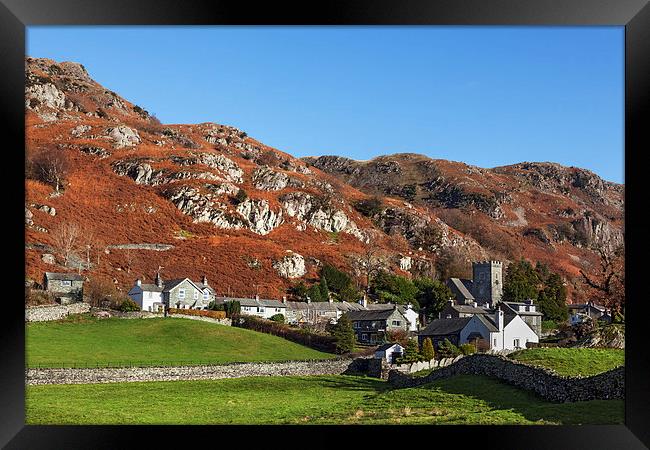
[84, 277, 124, 308]
[414, 277, 452, 320]
[306, 284, 322, 302]
[269, 313, 285, 323]
[397, 338, 422, 363]
[119, 298, 140, 312]
[437, 338, 461, 358]
[319, 276, 330, 301]
[421, 337, 435, 360]
[371, 270, 419, 306]
[537, 273, 569, 322]
[330, 314, 355, 354]
[28, 146, 70, 193]
[50, 222, 81, 267]
[386, 329, 409, 347]
[349, 240, 388, 294]
[580, 244, 625, 316]
[288, 281, 308, 300]
[225, 300, 241, 317]
[502, 258, 540, 302]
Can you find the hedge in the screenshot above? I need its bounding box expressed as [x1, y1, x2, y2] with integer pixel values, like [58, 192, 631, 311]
[234, 315, 336, 353]
[168, 308, 227, 320]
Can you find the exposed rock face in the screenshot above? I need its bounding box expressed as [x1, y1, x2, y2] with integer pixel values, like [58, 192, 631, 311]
[25, 83, 66, 111]
[570, 213, 624, 250]
[273, 252, 306, 278]
[574, 324, 625, 349]
[107, 126, 141, 148]
[41, 253, 56, 264]
[112, 160, 155, 185]
[236, 199, 284, 235]
[25, 207, 34, 226]
[71, 124, 91, 137]
[280, 191, 364, 240]
[164, 186, 246, 230]
[399, 256, 412, 271]
[30, 203, 56, 216]
[172, 153, 243, 183]
[252, 166, 290, 191]
[79, 145, 110, 159]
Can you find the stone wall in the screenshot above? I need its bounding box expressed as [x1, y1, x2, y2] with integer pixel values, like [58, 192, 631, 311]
[169, 313, 231, 326]
[387, 353, 624, 403]
[27, 357, 366, 385]
[25, 302, 91, 322]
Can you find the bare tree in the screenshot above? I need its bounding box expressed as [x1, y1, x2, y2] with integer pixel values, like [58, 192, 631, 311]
[29, 147, 70, 193]
[50, 222, 81, 267]
[123, 247, 138, 274]
[348, 243, 388, 295]
[580, 244, 625, 316]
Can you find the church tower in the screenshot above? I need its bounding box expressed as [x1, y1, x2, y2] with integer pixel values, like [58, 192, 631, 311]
[471, 261, 503, 305]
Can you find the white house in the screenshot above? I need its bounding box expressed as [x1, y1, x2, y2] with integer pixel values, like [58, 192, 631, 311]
[374, 343, 405, 364]
[127, 274, 215, 312]
[127, 279, 164, 312]
[220, 296, 287, 319]
[460, 308, 539, 351]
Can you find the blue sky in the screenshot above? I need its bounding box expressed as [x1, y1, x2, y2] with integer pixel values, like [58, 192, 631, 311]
[27, 26, 624, 183]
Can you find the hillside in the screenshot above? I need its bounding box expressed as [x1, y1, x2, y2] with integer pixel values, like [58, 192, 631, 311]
[25, 57, 624, 302]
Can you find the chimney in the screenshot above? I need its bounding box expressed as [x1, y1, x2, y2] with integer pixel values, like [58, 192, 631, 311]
[155, 272, 163, 288]
[255, 294, 260, 301]
[307, 297, 311, 304]
[406, 303, 412, 310]
[136, 279, 142, 287]
[328, 296, 333, 304]
[448, 299, 454, 306]
[473, 301, 478, 308]
[358, 294, 368, 308]
[495, 307, 504, 331]
[282, 296, 287, 304]
[202, 275, 208, 286]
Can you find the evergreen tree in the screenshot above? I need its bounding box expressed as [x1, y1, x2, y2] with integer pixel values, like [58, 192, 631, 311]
[414, 277, 452, 320]
[319, 276, 330, 301]
[307, 284, 322, 302]
[537, 273, 569, 322]
[421, 337, 435, 360]
[398, 338, 422, 363]
[503, 258, 540, 302]
[372, 270, 419, 305]
[331, 314, 355, 354]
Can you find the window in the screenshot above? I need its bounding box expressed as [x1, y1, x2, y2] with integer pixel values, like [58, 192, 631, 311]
[493, 339, 497, 347]
[361, 333, 368, 341]
[178, 289, 186, 299]
[391, 320, 401, 326]
[354, 322, 360, 329]
[258, 307, 265, 313]
[193, 290, 199, 300]
[514, 339, 520, 348]
[148, 292, 153, 298]
[61, 280, 72, 287]
[203, 291, 209, 300]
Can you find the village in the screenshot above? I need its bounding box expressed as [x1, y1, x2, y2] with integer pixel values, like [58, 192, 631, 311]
[32, 259, 618, 364]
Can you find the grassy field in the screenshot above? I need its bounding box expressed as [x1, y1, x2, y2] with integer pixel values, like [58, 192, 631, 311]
[508, 348, 624, 377]
[26, 316, 334, 368]
[25, 374, 623, 425]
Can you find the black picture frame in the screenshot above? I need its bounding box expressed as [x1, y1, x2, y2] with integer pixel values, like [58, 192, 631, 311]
[2, 0, 648, 448]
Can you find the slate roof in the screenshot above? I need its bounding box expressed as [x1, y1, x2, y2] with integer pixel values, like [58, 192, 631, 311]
[139, 284, 163, 292]
[44, 272, 84, 281]
[221, 297, 286, 308]
[447, 278, 474, 300]
[418, 317, 472, 336]
[451, 304, 488, 315]
[346, 309, 399, 321]
[366, 303, 415, 316]
[502, 302, 543, 316]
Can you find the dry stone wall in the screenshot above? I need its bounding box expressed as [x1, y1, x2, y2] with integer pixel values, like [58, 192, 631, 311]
[26, 357, 365, 385]
[169, 313, 231, 326]
[25, 302, 91, 322]
[387, 353, 624, 403]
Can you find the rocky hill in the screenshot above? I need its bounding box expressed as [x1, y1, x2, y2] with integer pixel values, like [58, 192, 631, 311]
[25, 57, 624, 301]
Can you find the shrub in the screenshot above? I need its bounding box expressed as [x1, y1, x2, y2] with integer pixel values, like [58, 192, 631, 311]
[421, 337, 435, 360]
[270, 313, 285, 323]
[353, 197, 383, 217]
[25, 287, 55, 306]
[84, 277, 123, 308]
[459, 343, 477, 355]
[168, 308, 227, 320]
[437, 339, 461, 359]
[119, 298, 140, 312]
[224, 301, 241, 318]
[330, 314, 356, 354]
[542, 320, 558, 331]
[234, 315, 336, 353]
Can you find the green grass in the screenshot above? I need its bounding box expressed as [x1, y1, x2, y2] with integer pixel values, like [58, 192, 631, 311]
[508, 348, 624, 377]
[26, 316, 334, 368]
[25, 374, 623, 425]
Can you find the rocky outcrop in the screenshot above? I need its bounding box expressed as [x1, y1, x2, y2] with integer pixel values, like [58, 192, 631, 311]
[79, 145, 110, 159]
[280, 191, 364, 240]
[252, 166, 290, 191]
[236, 199, 284, 235]
[106, 244, 174, 251]
[112, 160, 155, 184]
[399, 256, 412, 271]
[172, 153, 243, 183]
[30, 203, 56, 216]
[164, 186, 246, 230]
[25, 83, 66, 111]
[70, 124, 91, 137]
[574, 324, 625, 349]
[273, 252, 306, 278]
[107, 126, 141, 148]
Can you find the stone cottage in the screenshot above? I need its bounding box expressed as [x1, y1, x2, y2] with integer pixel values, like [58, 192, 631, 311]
[127, 273, 215, 312]
[43, 272, 84, 304]
[347, 308, 410, 345]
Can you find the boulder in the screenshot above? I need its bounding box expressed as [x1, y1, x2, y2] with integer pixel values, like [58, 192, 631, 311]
[273, 252, 306, 278]
[107, 125, 141, 148]
[41, 253, 56, 264]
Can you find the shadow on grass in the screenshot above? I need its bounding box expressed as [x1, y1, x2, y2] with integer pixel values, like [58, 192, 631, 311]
[316, 375, 390, 393]
[423, 375, 623, 425]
